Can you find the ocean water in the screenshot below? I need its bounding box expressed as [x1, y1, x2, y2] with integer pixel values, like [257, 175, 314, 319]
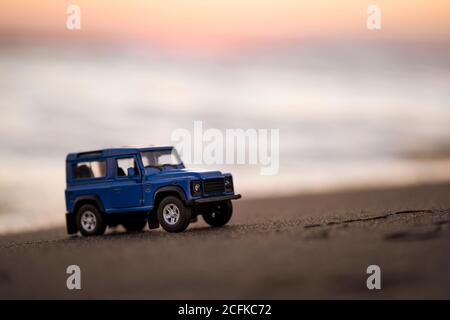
[0, 42, 449, 234]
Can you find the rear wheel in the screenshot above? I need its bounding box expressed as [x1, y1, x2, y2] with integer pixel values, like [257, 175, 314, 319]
[157, 196, 191, 233]
[202, 200, 233, 227]
[76, 204, 106, 236]
[122, 219, 147, 232]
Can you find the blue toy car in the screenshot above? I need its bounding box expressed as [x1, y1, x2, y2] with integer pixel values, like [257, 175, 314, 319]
[65, 146, 241, 236]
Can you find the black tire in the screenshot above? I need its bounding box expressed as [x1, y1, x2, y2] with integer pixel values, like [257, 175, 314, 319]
[76, 204, 106, 236]
[203, 200, 233, 227]
[157, 196, 191, 233]
[122, 219, 147, 232]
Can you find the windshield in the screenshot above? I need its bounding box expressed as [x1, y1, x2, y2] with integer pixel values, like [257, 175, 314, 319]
[141, 149, 183, 168]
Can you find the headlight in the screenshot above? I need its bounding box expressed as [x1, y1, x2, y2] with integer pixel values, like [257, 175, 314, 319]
[190, 180, 202, 196]
[224, 176, 234, 192]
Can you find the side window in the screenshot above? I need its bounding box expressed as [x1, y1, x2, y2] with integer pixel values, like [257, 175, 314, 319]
[73, 161, 106, 179]
[116, 157, 139, 177]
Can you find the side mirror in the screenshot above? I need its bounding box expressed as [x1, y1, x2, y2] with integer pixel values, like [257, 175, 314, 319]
[127, 167, 136, 177]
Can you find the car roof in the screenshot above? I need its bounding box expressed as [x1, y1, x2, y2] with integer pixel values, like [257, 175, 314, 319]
[66, 145, 174, 161]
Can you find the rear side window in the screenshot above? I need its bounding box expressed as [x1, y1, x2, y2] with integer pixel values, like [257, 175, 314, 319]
[73, 161, 106, 179]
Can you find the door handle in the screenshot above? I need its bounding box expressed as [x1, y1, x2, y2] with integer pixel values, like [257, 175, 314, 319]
[113, 188, 121, 192]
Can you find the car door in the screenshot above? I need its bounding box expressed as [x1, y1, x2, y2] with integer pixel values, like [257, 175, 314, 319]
[110, 155, 143, 208]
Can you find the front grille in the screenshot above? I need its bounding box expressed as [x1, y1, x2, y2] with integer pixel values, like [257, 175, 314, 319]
[203, 178, 225, 194]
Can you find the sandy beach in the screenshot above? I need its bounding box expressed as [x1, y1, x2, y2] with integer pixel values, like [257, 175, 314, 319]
[0, 182, 449, 299]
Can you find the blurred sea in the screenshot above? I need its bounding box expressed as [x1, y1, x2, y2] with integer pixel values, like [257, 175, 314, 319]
[1, 42, 450, 234]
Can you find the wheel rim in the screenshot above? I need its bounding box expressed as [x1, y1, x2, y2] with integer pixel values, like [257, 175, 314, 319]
[80, 210, 97, 232]
[163, 203, 180, 225]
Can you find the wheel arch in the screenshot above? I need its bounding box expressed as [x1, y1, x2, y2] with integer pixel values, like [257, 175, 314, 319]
[153, 186, 187, 209]
[73, 195, 105, 214]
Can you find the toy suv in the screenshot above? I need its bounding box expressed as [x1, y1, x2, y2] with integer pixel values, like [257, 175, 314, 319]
[65, 146, 241, 236]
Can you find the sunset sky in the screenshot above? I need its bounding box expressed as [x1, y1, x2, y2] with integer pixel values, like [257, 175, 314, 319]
[1, 0, 450, 53]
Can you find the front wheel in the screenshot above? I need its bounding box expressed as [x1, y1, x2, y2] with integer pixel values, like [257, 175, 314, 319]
[202, 200, 233, 227]
[157, 196, 191, 233]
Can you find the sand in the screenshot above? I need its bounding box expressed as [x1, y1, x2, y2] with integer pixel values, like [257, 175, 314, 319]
[0, 182, 449, 299]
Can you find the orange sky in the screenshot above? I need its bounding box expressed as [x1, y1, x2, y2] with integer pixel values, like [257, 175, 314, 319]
[1, 0, 449, 51]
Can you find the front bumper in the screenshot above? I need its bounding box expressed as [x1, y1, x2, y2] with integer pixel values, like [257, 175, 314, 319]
[193, 194, 242, 204]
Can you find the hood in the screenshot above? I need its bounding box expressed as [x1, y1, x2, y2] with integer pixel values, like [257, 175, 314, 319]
[144, 167, 224, 181]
